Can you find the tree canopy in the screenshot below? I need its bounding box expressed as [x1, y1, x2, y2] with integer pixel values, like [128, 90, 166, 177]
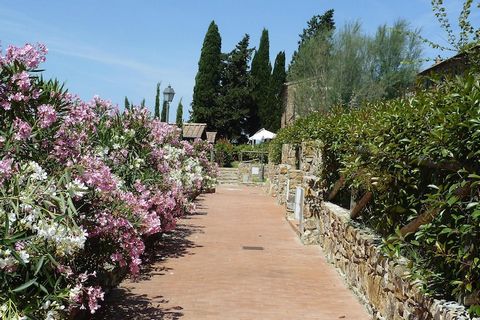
[191, 21, 222, 128]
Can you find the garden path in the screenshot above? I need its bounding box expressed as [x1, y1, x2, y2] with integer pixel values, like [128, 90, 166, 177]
[97, 185, 370, 320]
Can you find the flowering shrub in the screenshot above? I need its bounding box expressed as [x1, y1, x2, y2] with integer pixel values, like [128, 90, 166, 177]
[0, 43, 217, 319]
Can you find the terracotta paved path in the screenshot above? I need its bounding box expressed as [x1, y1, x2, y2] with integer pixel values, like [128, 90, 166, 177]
[98, 185, 370, 320]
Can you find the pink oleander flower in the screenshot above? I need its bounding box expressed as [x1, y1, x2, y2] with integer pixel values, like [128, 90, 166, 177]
[0, 43, 48, 69]
[86, 286, 104, 314]
[149, 119, 178, 145]
[37, 104, 57, 128]
[11, 71, 31, 92]
[13, 117, 32, 141]
[0, 158, 14, 184]
[79, 156, 118, 192]
[0, 100, 11, 110]
[10, 92, 26, 102]
[88, 210, 146, 276]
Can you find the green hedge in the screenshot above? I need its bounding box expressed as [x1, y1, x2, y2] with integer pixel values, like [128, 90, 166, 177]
[270, 73, 480, 311]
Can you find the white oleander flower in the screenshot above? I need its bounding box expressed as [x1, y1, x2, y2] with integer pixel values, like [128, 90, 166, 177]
[66, 179, 88, 198]
[18, 250, 30, 263]
[26, 161, 47, 181]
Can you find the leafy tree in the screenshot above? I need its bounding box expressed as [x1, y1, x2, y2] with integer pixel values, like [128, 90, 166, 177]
[269, 51, 286, 132]
[290, 20, 422, 116]
[161, 100, 167, 122]
[154, 82, 161, 118]
[191, 21, 222, 128]
[176, 98, 184, 127]
[216, 34, 254, 141]
[250, 29, 272, 133]
[124, 96, 130, 109]
[290, 9, 335, 69]
[417, 0, 480, 69]
[367, 20, 422, 99]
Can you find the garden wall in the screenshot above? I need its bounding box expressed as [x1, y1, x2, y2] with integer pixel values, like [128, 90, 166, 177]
[238, 162, 266, 184]
[267, 141, 475, 320]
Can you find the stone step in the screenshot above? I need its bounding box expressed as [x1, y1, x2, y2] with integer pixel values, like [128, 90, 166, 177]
[217, 167, 240, 184]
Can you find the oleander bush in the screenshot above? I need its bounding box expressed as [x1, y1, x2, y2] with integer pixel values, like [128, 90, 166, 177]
[0, 43, 217, 319]
[270, 73, 480, 312]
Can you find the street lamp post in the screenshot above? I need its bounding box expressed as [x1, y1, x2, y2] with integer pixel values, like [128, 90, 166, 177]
[163, 84, 175, 123]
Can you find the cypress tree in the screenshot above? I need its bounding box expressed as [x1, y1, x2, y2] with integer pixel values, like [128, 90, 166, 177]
[124, 96, 130, 109]
[161, 100, 167, 122]
[191, 21, 222, 129]
[217, 34, 254, 141]
[141, 98, 145, 108]
[250, 29, 272, 133]
[269, 51, 286, 132]
[176, 99, 184, 127]
[154, 82, 161, 118]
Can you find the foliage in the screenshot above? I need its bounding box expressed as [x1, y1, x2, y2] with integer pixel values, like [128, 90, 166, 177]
[414, 0, 480, 72]
[289, 20, 422, 116]
[216, 34, 254, 141]
[0, 43, 217, 319]
[269, 51, 286, 132]
[235, 143, 269, 163]
[430, 0, 479, 52]
[161, 100, 167, 122]
[191, 20, 222, 129]
[176, 98, 183, 127]
[271, 72, 480, 311]
[154, 82, 161, 118]
[192, 24, 285, 139]
[289, 9, 335, 69]
[250, 29, 272, 133]
[214, 139, 235, 167]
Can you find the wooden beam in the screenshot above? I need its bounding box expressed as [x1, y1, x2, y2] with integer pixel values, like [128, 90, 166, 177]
[327, 175, 345, 201]
[350, 191, 373, 219]
[400, 207, 440, 236]
[400, 183, 471, 236]
[416, 158, 466, 172]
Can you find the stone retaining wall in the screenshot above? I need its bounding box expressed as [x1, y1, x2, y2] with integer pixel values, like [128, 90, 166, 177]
[266, 141, 476, 320]
[311, 200, 472, 320]
[237, 162, 265, 184]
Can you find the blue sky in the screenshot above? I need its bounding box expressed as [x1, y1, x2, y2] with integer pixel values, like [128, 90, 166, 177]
[0, 1, 475, 122]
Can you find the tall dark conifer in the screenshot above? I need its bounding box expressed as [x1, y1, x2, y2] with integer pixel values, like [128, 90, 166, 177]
[154, 83, 161, 118]
[176, 99, 184, 127]
[269, 51, 286, 132]
[217, 34, 254, 141]
[191, 21, 222, 129]
[124, 96, 130, 109]
[250, 29, 272, 133]
[161, 100, 167, 122]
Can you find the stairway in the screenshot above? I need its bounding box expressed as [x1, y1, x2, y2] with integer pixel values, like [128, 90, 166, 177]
[217, 167, 239, 185]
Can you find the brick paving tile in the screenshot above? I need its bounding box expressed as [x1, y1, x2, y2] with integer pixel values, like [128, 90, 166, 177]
[97, 185, 371, 320]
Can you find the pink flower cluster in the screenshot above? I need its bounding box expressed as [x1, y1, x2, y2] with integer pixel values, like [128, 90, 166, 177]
[37, 104, 57, 128]
[13, 118, 32, 141]
[0, 43, 48, 69]
[79, 156, 118, 193]
[0, 42, 217, 318]
[0, 158, 14, 184]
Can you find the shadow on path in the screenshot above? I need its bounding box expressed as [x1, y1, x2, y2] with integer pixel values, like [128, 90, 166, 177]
[94, 198, 207, 320]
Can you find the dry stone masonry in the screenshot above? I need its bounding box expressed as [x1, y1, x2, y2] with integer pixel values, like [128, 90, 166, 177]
[266, 141, 477, 320]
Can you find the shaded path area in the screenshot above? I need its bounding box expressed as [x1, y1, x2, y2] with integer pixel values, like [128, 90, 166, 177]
[97, 185, 370, 319]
